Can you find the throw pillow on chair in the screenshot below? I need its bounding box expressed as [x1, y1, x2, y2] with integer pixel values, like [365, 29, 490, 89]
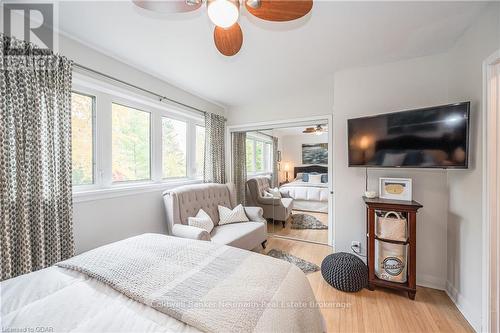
[188, 209, 214, 233]
[218, 204, 249, 225]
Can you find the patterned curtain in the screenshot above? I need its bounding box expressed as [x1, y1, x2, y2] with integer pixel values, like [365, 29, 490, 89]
[231, 132, 247, 205]
[0, 34, 74, 280]
[204, 112, 226, 184]
[271, 137, 279, 188]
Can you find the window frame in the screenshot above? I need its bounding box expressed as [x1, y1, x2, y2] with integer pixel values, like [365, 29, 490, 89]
[246, 135, 273, 177]
[246, 138, 256, 174]
[71, 90, 97, 191]
[264, 142, 272, 173]
[71, 75, 206, 202]
[194, 124, 206, 179]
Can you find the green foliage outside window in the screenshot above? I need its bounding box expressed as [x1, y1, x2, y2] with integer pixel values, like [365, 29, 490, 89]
[71, 92, 93, 185]
[112, 104, 150, 182]
[195, 126, 205, 178]
[246, 138, 254, 173]
[162, 118, 187, 178]
[255, 141, 264, 172]
[246, 137, 272, 175]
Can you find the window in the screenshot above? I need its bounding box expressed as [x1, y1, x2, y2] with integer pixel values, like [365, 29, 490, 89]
[195, 125, 205, 178]
[112, 103, 151, 182]
[255, 141, 264, 172]
[246, 137, 272, 175]
[72, 81, 207, 199]
[246, 138, 255, 173]
[71, 92, 94, 186]
[265, 142, 272, 171]
[162, 117, 187, 178]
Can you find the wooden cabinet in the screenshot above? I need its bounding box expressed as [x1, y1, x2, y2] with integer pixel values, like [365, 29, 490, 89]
[363, 197, 423, 300]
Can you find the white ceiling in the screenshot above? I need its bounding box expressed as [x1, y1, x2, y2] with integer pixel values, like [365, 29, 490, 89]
[57, 1, 488, 108]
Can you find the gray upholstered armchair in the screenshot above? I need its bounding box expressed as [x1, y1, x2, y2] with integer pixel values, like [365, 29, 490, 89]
[246, 177, 293, 227]
[162, 183, 267, 250]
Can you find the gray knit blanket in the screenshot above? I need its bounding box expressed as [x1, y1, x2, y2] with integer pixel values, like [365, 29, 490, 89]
[56, 234, 323, 333]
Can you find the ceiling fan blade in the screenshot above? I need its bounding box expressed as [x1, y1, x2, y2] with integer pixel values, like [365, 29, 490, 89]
[133, 0, 201, 13]
[213, 23, 243, 56]
[245, 0, 313, 22]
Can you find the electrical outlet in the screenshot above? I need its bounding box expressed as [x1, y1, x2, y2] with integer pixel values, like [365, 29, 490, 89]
[351, 241, 361, 253]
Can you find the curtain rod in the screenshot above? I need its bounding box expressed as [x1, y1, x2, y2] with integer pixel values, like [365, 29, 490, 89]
[73, 62, 208, 116]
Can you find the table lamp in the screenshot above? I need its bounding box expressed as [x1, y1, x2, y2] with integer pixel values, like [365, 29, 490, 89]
[283, 163, 290, 182]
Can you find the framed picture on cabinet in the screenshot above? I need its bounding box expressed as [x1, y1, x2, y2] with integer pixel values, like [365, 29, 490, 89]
[379, 177, 412, 201]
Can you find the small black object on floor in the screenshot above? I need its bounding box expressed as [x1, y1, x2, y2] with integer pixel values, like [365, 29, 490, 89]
[321, 252, 368, 292]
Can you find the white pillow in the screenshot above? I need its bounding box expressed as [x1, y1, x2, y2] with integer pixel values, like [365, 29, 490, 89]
[188, 209, 214, 233]
[268, 187, 282, 198]
[263, 191, 273, 198]
[309, 174, 322, 184]
[218, 204, 249, 225]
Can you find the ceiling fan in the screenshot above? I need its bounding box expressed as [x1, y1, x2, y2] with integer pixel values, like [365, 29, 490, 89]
[303, 124, 325, 135]
[132, 0, 313, 56]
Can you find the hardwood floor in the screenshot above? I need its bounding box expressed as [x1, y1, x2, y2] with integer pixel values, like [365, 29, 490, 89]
[268, 210, 329, 244]
[262, 237, 473, 333]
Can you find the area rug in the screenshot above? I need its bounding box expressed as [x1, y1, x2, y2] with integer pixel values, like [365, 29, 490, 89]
[290, 214, 328, 230]
[266, 249, 320, 274]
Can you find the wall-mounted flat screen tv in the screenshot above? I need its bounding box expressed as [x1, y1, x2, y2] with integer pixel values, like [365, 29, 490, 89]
[348, 102, 470, 168]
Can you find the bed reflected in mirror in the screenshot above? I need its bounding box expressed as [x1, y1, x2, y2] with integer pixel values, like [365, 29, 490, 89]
[277, 165, 329, 244]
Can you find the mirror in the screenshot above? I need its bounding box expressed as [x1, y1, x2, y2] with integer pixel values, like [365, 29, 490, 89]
[231, 124, 330, 244]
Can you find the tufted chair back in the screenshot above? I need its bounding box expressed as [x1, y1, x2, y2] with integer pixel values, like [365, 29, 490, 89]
[162, 183, 237, 234]
[246, 177, 271, 206]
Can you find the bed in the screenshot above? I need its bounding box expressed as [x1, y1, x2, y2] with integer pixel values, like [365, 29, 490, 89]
[1, 233, 324, 333]
[280, 165, 330, 213]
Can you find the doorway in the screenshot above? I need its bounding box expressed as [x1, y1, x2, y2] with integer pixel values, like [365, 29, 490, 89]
[483, 51, 500, 333]
[227, 115, 334, 247]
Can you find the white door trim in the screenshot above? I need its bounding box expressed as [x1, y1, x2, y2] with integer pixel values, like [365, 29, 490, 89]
[226, 114, 335, 247]
[482, 49, 500, 333]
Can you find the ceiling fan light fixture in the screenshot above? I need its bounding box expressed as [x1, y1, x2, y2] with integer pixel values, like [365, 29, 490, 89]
[246, 0, 261, 9]
[207, 0, 239, 28]
[303, 125, 325, 135]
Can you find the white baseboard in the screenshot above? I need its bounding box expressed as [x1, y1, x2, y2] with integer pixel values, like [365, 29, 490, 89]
[445, 281, 481, 332]
[417, 274, 446, 290]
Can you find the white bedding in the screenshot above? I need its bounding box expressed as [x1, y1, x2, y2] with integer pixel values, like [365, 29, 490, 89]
[56, 234, 322, 333]
[1, 266, 199, 333]
[280, 180, 330, 213]
[1, 234, 324, 333]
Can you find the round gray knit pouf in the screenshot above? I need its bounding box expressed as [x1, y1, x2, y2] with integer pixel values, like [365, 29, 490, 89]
[321, 252, 368, 292]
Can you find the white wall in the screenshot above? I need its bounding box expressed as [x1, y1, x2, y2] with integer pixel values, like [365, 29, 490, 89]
[333, 53, 452, 290]
[73, 190, 168, 253]
[228, 52, 453, 289]
[445, 4, 500, 331]
[55, 33, 226, 254]
[59, 35, 225, 116]
[226, 76, 334, 125]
